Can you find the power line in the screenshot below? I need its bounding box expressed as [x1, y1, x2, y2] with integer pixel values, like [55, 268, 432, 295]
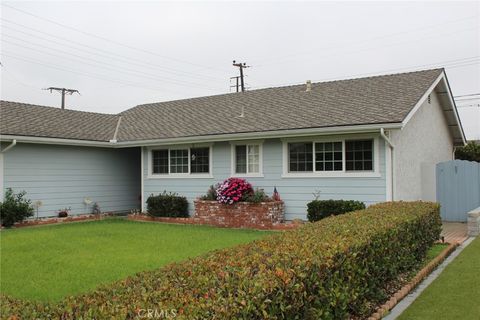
[0, 20, 226, 82]
[1, 3, 228, 74]
[457, 104, 480, 108]
[0, 64, 42, 89]
[0, 53, 215, 95]
[254, 24, 478, 69]
[249, 57, 480, 90]
[454, 93, 480, 98]
[250, 15, 478, 66]
[1, 37, 225, 91]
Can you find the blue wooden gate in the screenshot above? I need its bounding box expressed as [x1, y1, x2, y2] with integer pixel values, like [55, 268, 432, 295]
[436, 160, 480, 222]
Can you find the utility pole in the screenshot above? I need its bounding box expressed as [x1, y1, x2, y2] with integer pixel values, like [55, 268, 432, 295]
[232, 60, 249, 92]
[44, 87, 80, 109]
[230, 76, 240, 92]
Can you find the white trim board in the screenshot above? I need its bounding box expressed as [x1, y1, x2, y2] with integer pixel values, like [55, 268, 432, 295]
[140, 146, 145, 212]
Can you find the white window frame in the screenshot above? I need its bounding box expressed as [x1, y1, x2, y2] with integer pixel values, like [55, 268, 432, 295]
[281, 134, 381, 178]
[147, 143, 213, 179]
[230, 140, 264, 177]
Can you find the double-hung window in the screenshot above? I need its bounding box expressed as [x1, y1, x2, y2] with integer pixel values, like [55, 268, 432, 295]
[286, 138, 375, 175]
[151, 146, 211, 176]
[232, 143, 262, 176]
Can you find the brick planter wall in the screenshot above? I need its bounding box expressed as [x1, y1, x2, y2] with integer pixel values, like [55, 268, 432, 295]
[193, 200, 285, 229]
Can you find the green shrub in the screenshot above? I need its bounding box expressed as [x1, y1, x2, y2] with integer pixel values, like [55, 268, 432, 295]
[146, 191, 189, 218]
[455, 141, 480, 162]
[0, 188, 34, 227]
[1, 202, 441, 319]
[243, 188, 272, 203]
[199, 185, 217, 201]
[307, 199, 366, 222]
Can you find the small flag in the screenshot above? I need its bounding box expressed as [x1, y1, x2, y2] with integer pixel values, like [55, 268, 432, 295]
[273, 186, 281, 201]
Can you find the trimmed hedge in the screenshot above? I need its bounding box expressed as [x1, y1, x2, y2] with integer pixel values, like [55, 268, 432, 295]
[146, 192, 189, 218]
[307, 199, 366, 222]
[1, 202, 441, 319]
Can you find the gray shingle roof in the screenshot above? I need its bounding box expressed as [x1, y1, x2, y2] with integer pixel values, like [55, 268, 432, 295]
[0, 101, 119, 142]
[117, 68, 443, 141]
[1, 69, 444, 143]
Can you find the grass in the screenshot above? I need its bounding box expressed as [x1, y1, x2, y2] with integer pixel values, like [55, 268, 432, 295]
[0, 218, 269, 302]
[398, 237, 480, 320]
[424, 243, 449, 265]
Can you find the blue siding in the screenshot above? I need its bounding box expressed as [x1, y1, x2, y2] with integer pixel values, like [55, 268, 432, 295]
[3, 143, 141, 217]
[143, 137, 387, 220]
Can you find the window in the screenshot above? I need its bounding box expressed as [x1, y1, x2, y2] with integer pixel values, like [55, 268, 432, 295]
[289, 142, 313, 172]
[170, 149, 188, 173]
[150, 146, 211, 176]
[152, 150, 168, 174]
[315, 142, 342, 171]
[286, 138, 375, 175]
[233, 144, 261, 175]
[191, 147, 210, 173]
[235, 145, 247, 173]
[345, 140, 373, 171]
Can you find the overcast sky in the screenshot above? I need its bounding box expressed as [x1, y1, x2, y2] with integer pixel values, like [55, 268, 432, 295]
[1, 1, 479, 139]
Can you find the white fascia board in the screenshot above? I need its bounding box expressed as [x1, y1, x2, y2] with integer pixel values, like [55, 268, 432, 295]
[401, 72, 466, 145]
[0, 135, 113, 147]
[439, 71, 467, 145]
[114, 123, 402, 148]
[401, 73, 444, 127]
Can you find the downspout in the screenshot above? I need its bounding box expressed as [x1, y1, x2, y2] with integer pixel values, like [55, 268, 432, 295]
[380, 129, 395, 201]
[1, 139, 17, 201]
[1, 139, 17, 153]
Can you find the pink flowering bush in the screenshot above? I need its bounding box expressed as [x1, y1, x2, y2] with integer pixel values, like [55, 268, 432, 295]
[215, 178, 253, 204]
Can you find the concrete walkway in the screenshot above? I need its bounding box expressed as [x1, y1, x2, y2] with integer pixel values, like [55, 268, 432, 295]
[441, 222, 468, 244]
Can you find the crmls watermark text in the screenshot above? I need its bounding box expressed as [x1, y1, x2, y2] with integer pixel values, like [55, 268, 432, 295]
[137, 308, 177, 319]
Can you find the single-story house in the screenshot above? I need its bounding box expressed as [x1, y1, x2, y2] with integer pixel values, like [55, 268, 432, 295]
[0, 68, 466, 220]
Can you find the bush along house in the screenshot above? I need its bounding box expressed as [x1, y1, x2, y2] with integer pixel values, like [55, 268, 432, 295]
[0, 69, 466, 220]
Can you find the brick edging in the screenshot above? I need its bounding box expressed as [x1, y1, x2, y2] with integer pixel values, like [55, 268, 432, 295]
[367, 243, 458, 320]
[4, 213, 112, 229]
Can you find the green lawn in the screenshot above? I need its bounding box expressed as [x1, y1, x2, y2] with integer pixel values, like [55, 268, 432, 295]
[398, 237, 480, 320]
[0, 219, 269, 301]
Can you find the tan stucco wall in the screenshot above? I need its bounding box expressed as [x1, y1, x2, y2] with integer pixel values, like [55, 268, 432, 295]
[391, 91, 454, 201]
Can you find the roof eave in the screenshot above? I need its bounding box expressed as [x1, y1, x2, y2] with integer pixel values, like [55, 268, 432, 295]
[0, 135, 113, 147]
[113, 122, 403, 147]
